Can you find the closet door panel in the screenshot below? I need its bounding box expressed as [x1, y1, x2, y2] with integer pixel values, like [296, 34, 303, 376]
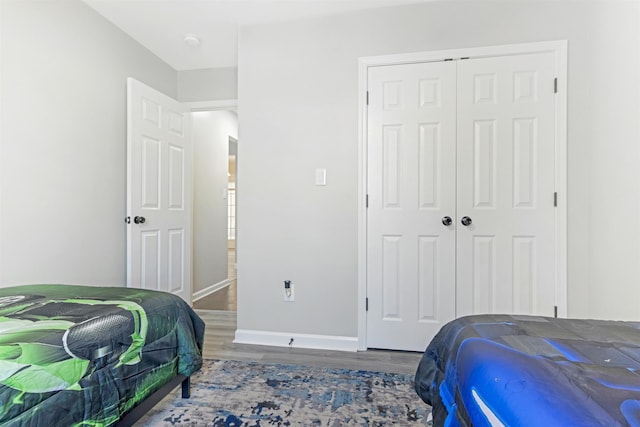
[367, 61, 457, 352]
[456, 53, 556, 317]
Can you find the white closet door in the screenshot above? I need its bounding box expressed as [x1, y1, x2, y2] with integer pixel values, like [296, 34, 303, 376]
[366, 61, 457, 351]
[456, 52, 556, 317]
[127, 78, 193, 304]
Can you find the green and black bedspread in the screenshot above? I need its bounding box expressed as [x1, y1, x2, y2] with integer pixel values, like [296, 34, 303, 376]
[0, 284, 204, 426]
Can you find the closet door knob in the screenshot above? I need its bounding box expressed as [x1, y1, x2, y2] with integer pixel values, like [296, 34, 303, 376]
[442, 216, 452, 226]
[461, 216, 472, 226]
[134, 216, 146, 224]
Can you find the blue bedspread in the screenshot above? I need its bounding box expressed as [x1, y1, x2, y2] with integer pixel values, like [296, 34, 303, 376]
[415, 314, 640, 427]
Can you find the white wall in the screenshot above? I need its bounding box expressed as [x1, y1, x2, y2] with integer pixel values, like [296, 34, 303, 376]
[237, 1, 640, 341]
[192, 111, 238, 294]
[178, 67, 238, 102]
[0, 0, 176, 286]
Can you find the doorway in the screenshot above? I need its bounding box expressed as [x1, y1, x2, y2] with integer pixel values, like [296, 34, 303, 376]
[190, 109, 238, 311]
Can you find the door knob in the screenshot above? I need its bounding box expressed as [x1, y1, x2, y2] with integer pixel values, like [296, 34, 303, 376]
[442, 216, 452, 226]
[134, 216, 146, 224]
[461, 216, 472, 226]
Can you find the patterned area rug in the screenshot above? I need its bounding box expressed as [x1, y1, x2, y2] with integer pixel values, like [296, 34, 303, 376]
[139, 359, 433, 426]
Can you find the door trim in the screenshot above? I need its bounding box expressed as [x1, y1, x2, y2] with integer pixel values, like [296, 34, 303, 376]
[357, 41, 568, 351]
[185, 99, 238, 112]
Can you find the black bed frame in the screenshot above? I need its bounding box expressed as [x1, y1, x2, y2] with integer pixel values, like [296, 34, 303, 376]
[115, 375, 190, 427]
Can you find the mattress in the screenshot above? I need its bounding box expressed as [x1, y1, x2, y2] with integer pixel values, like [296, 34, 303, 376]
[0, 284, 204, 426]
[414, 314, 640, 427]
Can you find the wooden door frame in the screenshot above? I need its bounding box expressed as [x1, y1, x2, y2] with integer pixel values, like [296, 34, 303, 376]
[357, 41, 568, 351]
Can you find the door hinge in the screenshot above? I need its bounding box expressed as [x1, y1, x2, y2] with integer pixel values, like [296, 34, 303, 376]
[366, 91, 369, 105]
[554, 192, 558, 207]
[554, 306, 558, 318]
[125, 216, 131, 224]
[366, 194, 369, 208]
[554, 77, 558, 94]
[366, 297, 369, 311]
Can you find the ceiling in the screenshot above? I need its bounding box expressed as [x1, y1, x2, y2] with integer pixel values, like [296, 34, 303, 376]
[84, 0, 428, 71]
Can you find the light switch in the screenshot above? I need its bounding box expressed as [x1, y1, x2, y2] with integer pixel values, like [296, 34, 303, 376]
[315, 168, 327, 186]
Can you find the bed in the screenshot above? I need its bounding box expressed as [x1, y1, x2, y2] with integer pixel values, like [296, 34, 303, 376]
[414, 314, 640, 427]
[0, 284, 204, 426]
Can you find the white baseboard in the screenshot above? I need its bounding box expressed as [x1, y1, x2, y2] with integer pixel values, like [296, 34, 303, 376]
[192, 279, 231, 302]
[234, 329, 358, 352]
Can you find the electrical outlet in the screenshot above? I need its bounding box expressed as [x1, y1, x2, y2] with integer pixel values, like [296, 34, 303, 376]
[284, 280, 294, 302]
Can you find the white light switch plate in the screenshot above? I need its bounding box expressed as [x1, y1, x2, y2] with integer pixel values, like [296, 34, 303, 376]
[315, 168, 327, 186]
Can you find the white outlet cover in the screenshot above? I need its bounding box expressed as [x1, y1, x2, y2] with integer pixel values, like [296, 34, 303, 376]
[284, 285, 295, 302]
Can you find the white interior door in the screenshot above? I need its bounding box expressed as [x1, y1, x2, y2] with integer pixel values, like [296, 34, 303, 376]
[366, 61, 457, 352]
[366, 51, 559, 351]
[127, 78, 192, 304]
[456, 52, 556, 317]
